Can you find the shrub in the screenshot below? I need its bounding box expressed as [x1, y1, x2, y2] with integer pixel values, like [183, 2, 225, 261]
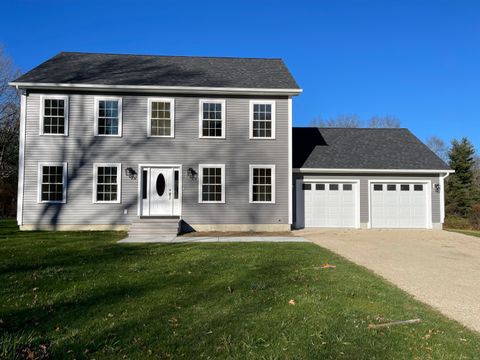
[469, 203, 480, 230]
[444, 216, 471, 229]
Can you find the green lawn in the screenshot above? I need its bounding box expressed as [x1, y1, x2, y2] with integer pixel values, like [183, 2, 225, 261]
[447, 229, 480, 238]
[1, 220, 479, 359]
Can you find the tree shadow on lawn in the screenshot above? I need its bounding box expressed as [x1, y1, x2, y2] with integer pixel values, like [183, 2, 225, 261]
[2, 237, 480, 359]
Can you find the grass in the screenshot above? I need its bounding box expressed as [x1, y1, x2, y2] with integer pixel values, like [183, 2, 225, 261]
[1, 220, 480, 359]
[447, 228, 480, 238]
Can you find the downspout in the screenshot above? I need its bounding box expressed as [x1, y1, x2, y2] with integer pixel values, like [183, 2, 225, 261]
[440, 172, 451, 224]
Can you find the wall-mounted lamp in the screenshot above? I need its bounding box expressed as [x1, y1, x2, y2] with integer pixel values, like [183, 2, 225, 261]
[125, 167, 137, 180]
[187, 167, 197, 180]
[434, 183, 440, 193]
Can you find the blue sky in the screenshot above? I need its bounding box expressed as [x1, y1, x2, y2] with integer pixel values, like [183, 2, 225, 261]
[1, 0, 479, 148]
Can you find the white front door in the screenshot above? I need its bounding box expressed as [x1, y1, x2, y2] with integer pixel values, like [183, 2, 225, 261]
[148, 168, 174, 216]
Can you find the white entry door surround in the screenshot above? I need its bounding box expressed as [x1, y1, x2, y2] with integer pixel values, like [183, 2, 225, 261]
[138, 164, 182, 217]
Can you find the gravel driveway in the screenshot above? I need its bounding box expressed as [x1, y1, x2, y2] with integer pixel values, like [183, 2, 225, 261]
[297, 229, 480, 333]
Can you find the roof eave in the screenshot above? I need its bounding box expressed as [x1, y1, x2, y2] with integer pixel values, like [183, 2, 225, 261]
[293, 168, 454, 174]
[9, 82, 303, 96]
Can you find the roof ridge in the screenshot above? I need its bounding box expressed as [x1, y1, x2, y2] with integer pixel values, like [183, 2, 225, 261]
[58, 51, 284, 61]
[293, 126, 408, 130]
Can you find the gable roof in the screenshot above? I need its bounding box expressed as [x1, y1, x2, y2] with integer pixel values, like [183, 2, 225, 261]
[12, 52, 301, 93]
[293, 127, 450, 171]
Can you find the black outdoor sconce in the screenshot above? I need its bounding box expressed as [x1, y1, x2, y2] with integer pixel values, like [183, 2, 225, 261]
[125, 167, 137, 180]
[187, 167, 197, 180]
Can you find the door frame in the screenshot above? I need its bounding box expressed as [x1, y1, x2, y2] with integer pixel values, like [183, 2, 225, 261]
[367, 179, 432, 229]
[137, 164, 182, 217]
[295, 178, 361, 229]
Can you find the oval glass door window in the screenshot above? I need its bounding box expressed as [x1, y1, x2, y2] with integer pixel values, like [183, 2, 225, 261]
[156, 174, 166, 196]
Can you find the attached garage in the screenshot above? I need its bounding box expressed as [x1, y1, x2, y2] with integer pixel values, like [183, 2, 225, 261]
[302, 181, 359, 228]
[369, 181, 431, 229]
[292, 127, 453, 230]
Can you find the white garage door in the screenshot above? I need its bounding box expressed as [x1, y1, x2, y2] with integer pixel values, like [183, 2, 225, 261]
[370, 182, 429, 228]
[304, 182, 358, 228]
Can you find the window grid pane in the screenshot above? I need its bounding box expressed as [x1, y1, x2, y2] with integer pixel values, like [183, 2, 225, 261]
[252, 103, 273, 138]
[201, 167, 222, 202]
[202, 102, 223, 137]
[252, 167, 272, 202]
[151, 101, 172, 136]
[98, 100, 119, 135]
[41, 166, 64, 201]
[96, 166, 119, 202]
[43, 99, 65, 134]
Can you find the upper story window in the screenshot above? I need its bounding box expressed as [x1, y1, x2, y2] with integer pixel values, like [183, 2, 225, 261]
[93, 163, 121, 203]
[199, 99, 225, 138]
[40, 95, 69, 135]
[199, 164, 225, 203]
[94, 97, 122, 137]
[249, 165, 275, 203]
[250, 100, 275, 139]
[37, 162, 67, 203]
[148, 98, 174, 137]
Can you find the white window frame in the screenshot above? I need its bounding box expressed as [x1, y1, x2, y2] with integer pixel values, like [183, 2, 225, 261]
[92, 163, 122, 204]
[198, 164, 226, 203]
[249, 100, 276, 139]
[39, 95, 69, 136]
[198, 99, 226, 139]
[147, 97, 175, 138]
[94, 96, 123, 137]
[249, 164, 276, 204]
[37, 162, 68, 204]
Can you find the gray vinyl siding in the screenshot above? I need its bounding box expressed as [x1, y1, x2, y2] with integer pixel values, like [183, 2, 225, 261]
[293, 173, 442, 226]
[22, 91, 289, 226]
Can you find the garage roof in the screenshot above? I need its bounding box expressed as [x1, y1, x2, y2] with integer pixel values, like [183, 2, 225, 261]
[12, 52, 300, 91]
[293, 127, 450, 171]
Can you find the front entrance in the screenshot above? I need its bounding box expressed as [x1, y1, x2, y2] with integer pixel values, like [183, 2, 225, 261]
[140, 166, 181, 217]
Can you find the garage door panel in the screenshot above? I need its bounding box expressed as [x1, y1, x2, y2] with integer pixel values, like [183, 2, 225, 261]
[371, 182, 429, 229]
[304, 182, 358, 228]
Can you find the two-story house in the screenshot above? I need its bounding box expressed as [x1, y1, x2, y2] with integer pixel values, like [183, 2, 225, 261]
[11, 52, 452, 234]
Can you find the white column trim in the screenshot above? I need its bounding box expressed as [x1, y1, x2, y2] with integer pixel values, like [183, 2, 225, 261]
[17, 93, 27, 225]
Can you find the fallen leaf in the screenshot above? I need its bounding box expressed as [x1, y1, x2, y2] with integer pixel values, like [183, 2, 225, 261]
[321, 264, 336, 269]
[289, 299, 296, 305]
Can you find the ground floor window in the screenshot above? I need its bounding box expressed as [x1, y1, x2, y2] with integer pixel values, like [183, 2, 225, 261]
[198, 164, 225, 203]
[249, 165, 275, 203]
[38, 162, 67, 203]
[93, 164, 121, 203]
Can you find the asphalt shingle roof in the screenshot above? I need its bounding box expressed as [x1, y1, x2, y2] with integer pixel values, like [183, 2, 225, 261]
[293, 127, 450, 170]
[13, 52, 300, 89]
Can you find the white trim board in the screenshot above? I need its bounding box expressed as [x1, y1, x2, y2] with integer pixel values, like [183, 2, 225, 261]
[10, 82, 303, 96]
[287, 97, 292, 225]
[17, 93, 27, 225]
[294, 168, 454, 174]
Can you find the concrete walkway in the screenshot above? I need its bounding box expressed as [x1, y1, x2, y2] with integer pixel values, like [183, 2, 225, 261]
[297, 228, 480, 333]
[118, 235, 309, 243]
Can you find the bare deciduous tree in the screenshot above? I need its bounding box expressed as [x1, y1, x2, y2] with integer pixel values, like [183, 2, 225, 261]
[310, 114, 400, 128]
[0, 46, 20, 217]
[426, 135, 449, 163]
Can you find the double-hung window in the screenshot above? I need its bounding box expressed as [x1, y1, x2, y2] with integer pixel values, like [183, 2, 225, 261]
[38, 162, 67, 203]
[40, 95, 69, 135]
[93, 164, 122, 203]
[199, 99, 225, 138]
[148, 98, 174, 137]
[94, 97, 122, 136]
[250, 100, 275, 139]
[199, 164, 225, 203]
[249, 165, 275, 203]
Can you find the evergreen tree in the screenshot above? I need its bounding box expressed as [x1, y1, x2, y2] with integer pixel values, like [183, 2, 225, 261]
[445, 138, 478, 217]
